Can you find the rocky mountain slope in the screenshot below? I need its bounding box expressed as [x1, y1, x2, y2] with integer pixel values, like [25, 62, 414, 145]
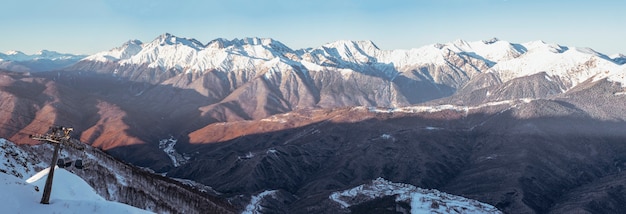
[1, 34, 626, 213]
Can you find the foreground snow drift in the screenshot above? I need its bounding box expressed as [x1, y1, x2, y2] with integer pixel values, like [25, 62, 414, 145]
[0, 167, 151, 214]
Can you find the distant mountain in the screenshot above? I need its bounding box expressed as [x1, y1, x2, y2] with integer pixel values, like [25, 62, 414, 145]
[0, 50, 86, 72]
[2, 33, 626, 213]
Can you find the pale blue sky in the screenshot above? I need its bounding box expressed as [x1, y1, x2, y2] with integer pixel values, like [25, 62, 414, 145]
[1, 0, 624, 55]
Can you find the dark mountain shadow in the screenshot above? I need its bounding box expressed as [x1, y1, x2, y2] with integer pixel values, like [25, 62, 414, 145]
[153, 109, 626, 214]
[31, 71, 219, 171]
[459, 52, 496, 67]
[0, 70, 52, 138]
[392, 73, 456, 104]
[512, 43, 528, 54]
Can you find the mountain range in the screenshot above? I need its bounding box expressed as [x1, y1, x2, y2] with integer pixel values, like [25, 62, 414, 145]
[0, 50, 86, 72]
[2, 33, 626, 213]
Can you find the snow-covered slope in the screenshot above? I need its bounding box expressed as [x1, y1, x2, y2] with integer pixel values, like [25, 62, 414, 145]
[0, 138, 235, 213]
[0, 168, 151, 214]
[443, 38, 525, 63]
[1, 138, 151, 213]
[487, 41, 625, 88]
[85, 40, 143, 62]
[330, 177, 502, 214]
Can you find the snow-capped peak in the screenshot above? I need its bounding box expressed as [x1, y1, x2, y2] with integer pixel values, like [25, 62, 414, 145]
[5, 50, 26, 56]
[239, 37, 277, 46]
[483, 37, 500, 44]
[450, 39, 471, 48]
[123, 39, 143, 46]
[324, 39, 379, 48]
[522, 40, 568, 54]
[572, 47, 615, 61]
[308, 40, 381, 64]
[0, 50, 28, 61]
[444, 38, 525, 62]
[153, 33, 204, 50]
[205, 38, 231, 49]
[206, 37, 293, 53]
[5, 50, 24, 55]
[322, 40, 380, 55]
[35, 50, 60, 57]
[84, 39, 144, 62]
[73, 34, 626, 90]
[80, 33, 298, 72]
[489, 41, 625, 88]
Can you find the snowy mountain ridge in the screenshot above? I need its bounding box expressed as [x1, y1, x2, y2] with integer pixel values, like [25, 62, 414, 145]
[0, 50, 87, 72]
[0, 50, 86, 62]
[75, 33, 626, 93]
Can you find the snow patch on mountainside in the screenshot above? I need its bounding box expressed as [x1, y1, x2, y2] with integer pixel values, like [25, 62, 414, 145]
[365, 98, 532, 114]
[172, 178, 222, 195]
[158, 136, 189, 168]
[330, 177, 501, 214]
[242, 190, 277, 214]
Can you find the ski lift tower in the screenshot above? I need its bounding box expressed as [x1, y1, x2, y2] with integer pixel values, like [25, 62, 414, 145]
[30, 126, 81, 204]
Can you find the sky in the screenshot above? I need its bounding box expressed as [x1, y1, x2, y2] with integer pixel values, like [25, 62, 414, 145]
[1, 0, 625, 55]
